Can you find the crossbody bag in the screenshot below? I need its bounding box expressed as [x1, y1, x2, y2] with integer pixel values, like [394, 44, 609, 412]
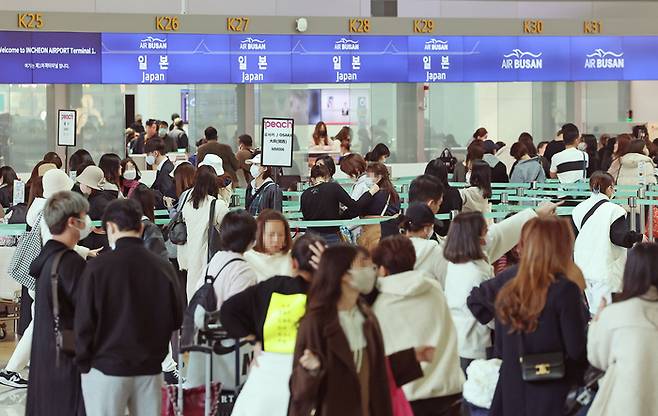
[51, 250, 75, 365]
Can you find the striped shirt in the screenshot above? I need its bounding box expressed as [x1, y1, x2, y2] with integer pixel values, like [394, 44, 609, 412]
[550, 147, 589, 183]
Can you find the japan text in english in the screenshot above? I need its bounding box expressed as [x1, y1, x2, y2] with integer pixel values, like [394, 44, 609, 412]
[336, 72, 357, 82]
[142, 72, 165, 83]
[425, 72, 447, 81]
[241, 72, 264, 82]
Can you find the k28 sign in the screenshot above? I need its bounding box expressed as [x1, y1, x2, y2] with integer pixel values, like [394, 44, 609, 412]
[261, 118, 294, 168]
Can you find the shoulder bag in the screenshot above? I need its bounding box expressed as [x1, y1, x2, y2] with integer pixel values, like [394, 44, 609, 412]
[208, 198, 222, 263]
[8, 211, 44, 291]
[438, 148, 458, 174]
[518, 333, 565, 382]
[51, 250, 75, 365]
[165, 190, 190, 245]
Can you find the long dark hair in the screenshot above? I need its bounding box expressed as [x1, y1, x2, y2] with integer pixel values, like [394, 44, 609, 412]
[306, 245, 367, 313]
[129, 186, 155, 221]
[424, 159, 450, 189]
[518, 132, 537, 157]
[99, 153, 122, 186]
[365, 143, 391, 162]
[470, 160, 492, 198]
[0, 166, 18, 192]
[191, 165, 218, 209]
[120, 157, 142, 181]
[443, 212, 487, 264]
[618, 243, 658, 302]
[69, 149, 94, 174]
[174, 163, 196, 197]
[367, 162, 399, 205]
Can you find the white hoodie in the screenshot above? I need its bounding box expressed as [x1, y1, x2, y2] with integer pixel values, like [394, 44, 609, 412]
[411, 237, 447, 288]
[373, 270, 464, 401]
[244, 250, 294, 282]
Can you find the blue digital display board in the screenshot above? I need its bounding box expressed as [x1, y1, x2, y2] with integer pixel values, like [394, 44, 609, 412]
[31, 32, 101, 84]
[229, 35, 291, 83]
[0, 31, 100, 83]
[407, 36, 464, 82]
[167, 34, 230, 84]
[571, 36, 624, 81]
[5, 31, 658, 84]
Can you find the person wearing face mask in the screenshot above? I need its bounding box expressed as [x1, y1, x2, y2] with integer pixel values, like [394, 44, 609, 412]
[130, 118, 158, 155]
[245, 154, 283, 215]
[145, 138, 176, 210]
[0, 173, 95, 390]
[442, 200, 559, 373]
[356, 162, 400, 250]
[289, 245, 394, 416]
[159, 120, 177, 154]
[120, 157, 142, 199]
[340, 153, 372, 201]
[371, 235, 464, 416]
[572, 171, 644, 315]
[301, 164, 379, 245]
[399, 203, 447, 288]
[76, 199, 183, 416]
[23, 191, 90, 415]
[244, 209, 294, 282]
[235, 134, 257, 186]
[98, 153, 123, 198]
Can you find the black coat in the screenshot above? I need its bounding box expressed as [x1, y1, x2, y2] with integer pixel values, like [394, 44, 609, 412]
[490, 276, 589, 416]
[436, 186, 463, 236]
[245, 180, 283, 215]
[151, 159, 176, 209]
[26, 241, 86, 416]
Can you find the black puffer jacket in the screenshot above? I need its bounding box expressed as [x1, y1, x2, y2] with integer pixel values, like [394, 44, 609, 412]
[142, 219, 168, 262]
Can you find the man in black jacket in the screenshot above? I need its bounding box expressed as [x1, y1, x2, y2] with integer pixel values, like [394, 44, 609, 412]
[75, 199, 184, 415]
[145, 137, 176, 209]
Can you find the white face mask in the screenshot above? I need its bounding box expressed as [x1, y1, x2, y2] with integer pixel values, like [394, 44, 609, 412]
[250, 164, 262, 179]
[107, 223, 118, 250]
[74, 215, 93, 241]
[158, 128, 168, 138]
[577, 142, 587, 151]
[465, 171, 472, 183]
[348, 266, 377, 294]
[123, 170, 137, 181]
[145, 154, 156, 166]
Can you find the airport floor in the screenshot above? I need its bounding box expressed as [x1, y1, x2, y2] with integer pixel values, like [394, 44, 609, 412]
[0, 339, 27, 416]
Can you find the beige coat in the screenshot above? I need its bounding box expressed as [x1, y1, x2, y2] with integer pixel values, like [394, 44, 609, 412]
[587, 287, 658, 416]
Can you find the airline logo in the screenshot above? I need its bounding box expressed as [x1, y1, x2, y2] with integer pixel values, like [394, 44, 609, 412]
[424, 39, 449, 51]
[139, 36, 167, 50]
[240, 37, 266, 51]
[501, 49, 543, 69]
[334, 38, 359, 51]
[584, 49, 624, 69]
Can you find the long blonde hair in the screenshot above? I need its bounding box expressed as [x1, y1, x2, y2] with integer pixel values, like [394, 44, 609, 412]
[496, 216, 585, 333]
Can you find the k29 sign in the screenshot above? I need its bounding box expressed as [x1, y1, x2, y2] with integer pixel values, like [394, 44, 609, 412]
[261, 118, 294, 168]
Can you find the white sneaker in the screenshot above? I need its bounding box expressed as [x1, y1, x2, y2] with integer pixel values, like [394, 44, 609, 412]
[0, 370, 28, 389]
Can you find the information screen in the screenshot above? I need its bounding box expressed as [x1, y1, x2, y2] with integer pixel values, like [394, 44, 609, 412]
[3, 30, 658, 84]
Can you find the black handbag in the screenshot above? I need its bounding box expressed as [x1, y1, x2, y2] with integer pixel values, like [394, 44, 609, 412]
[51, 250, 75, 365]
[438, 148, 458, 174]
[208, 198, 221, 263]
[166, 191, 190, 245]
[518, 334, 565, 382]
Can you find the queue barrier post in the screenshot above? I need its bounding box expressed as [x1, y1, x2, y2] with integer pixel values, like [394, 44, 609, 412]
[629, 196, 638, 231]
[639, 186, 647, 237]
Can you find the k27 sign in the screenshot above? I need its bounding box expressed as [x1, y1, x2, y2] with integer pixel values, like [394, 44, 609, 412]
[261, 118, 294, 168]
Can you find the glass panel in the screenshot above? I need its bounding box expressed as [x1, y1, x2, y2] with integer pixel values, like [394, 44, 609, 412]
[0, 84, 48, 173]
[69, 84, 125, 159]
[426, 83, 477, 152]
[186, 84, 240, 153]
[582, 81, 630, 136]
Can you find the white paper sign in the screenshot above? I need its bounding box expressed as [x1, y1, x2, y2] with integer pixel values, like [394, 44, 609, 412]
[57, 109, 77, 147]
[12, 180, 24, 206]
[261, 118, 294, 167]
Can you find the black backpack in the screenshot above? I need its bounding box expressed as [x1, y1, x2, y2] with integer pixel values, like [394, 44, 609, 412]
[181, 257, 244, 347]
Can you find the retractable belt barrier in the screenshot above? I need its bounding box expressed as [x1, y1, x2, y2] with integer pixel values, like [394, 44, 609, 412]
[1, 181, 656, 237]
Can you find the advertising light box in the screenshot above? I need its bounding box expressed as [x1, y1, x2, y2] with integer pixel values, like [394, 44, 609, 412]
[291, 35, 355, 83]
[101, 33, 170, 84]
[571, 36, 625, 81]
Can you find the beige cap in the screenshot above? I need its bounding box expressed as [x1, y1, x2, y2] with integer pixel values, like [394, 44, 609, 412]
[77, 166, 106, 191]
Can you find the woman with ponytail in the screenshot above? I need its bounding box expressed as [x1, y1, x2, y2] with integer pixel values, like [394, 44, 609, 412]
[491, 216, 588, 416]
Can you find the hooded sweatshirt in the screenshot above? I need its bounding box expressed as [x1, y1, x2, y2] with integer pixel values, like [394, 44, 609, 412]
[410, 237, 447, 288]
[244, 250, 294, 283]
[482, 154, 509, 183]
[372, 270, 464, 401]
